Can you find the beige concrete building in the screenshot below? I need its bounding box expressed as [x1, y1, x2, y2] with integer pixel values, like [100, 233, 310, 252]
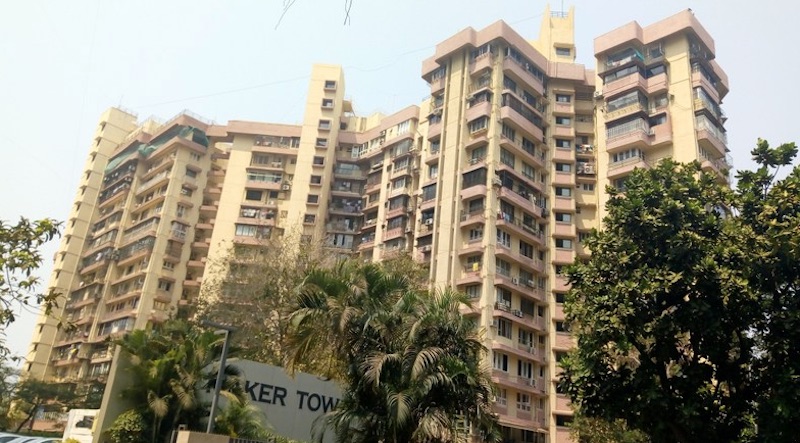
[23, 7, 728, 443]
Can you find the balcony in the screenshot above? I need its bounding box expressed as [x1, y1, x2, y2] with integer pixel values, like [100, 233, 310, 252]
[461, 184, 488, 201]
[696, 116, 728, 157]
[465, 100, 492, 123]
[602, 73, 647, 98]
[553, 248, 574, 264]
[607, 155, 652, 179]
[383, 227, 407, 241]
[552, 172, 575, 187]
[491, 369, 546, 396]
[500, 134, 544, 168]
[496, 213, 546, 248]
[606, 120, 650, 153]
[500, 107, 544, 143]
[460, 207, 485, 227]
[136, 170, 171, 196]
[502, 57, 545, 96]
[456, 264, 483, 286]
[700, 156, 732, 183]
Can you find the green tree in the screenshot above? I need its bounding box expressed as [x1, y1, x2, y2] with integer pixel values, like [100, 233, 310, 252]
[0, 218, 61, 357]
[196, 235, 332, 365]
[105, 409, 146, 443]
[560, 160, 756, 442]
[12, 378, 78, 432]
[736, 139, 800, 441]
[286, 260, 499, 443]
[569, 415, 650, 443]
[111, 319, 242, 442]
[214, 391, 271, 440]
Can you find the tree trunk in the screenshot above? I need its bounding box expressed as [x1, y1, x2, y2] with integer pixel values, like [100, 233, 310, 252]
[14, 404, 37, 433]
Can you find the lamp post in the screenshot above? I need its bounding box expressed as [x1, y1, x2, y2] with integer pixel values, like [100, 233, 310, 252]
[202, 320, 235, 434]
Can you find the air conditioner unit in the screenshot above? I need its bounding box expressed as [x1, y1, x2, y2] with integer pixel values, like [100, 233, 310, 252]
[425, 219, 434, 226]
[513, 309, 523, 318]
[491, 177, 502, 187]
[491, 319, 500, 328]
[593, 91, 603, 99]
[406, 206, 414, 213]
[405, 227, 413, 233]
[648, 128, 656, 137]
[281, 183, 291, 191]
[420, 245, 432, 252]
[511, 278, 519, 285]
[271, 162, 282, 168]
[526, 279, 536, 288]
[372, 162, 383, 170]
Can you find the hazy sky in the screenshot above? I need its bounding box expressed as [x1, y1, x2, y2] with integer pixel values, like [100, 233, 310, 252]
[1, 0, 798, 362]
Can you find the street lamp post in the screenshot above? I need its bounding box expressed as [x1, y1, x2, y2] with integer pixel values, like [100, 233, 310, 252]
[202, 320, 235, 434]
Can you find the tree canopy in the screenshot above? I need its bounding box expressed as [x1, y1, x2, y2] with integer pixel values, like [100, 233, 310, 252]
[561, 140, 800, 442]
[285, 259, 498, 443]
[0, 218, 60, 357]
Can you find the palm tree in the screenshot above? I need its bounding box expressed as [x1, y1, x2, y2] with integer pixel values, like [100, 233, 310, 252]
[286, 260, 499, 443]
[113, 320, 242, 442]
[214, 391, 271, 439]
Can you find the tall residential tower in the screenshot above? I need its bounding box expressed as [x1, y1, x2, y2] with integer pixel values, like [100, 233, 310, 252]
[23, 8, 728, 443]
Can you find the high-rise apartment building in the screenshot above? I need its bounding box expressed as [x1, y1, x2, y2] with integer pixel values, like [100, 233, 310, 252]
[23, 7, 728, 443]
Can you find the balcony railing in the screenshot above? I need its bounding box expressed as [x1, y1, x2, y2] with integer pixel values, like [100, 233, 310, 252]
[696, 115, 728, 144]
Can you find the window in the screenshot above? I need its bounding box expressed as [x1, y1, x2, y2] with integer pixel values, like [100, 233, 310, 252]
[555, 238, 573, 249]
[498, 318, 512, 339]
[462, 168, 487, 189]
[252, 154, 270, 165]
[581, 183, 595, 191]
[430, 139, 441, 154]
[519, 241, 534, 259]
[578, 231, 591, 242]
[556, 321, 570, 332]
[496, 287, 512, 307]
[157, 280, 172, 292]
[163, 260, 175, 270]
[518, 360, 533, 379]
[321, 98, 334, 108]
[324, 80, 337, 90]
[465, 285, 481, 299]
[555, 163, 572, 173]
[303, 214, 316, 224]
[500, 149, 515, 168]
[555, 187, 572, 197]
[555, 47, 571, 57]
[496, 229, 511, 248]
[496, 388, 507, 406]
[176, 204, 187, 218]
[245, 190, 263, 201]
[307, 195, 319, 204]
[555, 93, 571, 102]
[428, 164, 438, 180]
[611, 148, 644, 164]
[313, 156, 325, 166]
[556, 415, 574, 427]
[555, 265, 565, 275]
[469, 227, 483, 241]
[185, 168, 198, 178]
[310, 175, 322, 185]
[318, 120, 331, 130]
[190, 152, 201, 161]
[468, 117, 488, 133]
[555, 139, 571, 149]
[493, 352, 508, 371]
[517, 392, 532, 411]
[555, 116, 571, 126]
[555, 212, 572, 223]
[555, 293, 566, 304]
[396, 120, 411, 135]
